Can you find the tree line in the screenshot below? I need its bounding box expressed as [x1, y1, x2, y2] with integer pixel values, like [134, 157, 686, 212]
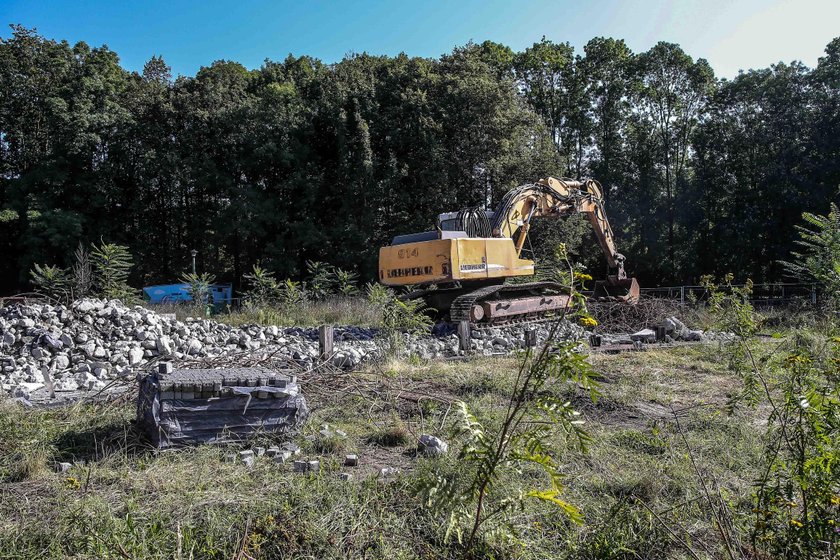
[1, 25, 838, 294]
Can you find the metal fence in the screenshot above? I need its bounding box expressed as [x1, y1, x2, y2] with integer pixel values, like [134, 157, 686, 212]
[639, 283, 818, 307]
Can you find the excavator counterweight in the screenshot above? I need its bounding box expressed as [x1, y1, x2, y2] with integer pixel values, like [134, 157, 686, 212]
[378, 176, 639, 325]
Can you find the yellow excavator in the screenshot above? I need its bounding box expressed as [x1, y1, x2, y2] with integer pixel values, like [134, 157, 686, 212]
[378, 177, 639, 326]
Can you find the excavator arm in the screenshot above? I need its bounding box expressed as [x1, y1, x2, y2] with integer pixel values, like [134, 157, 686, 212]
[491, 176, 638, 300]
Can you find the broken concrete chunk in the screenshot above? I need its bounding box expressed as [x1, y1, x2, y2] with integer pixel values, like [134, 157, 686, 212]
[418, 434, 449, 457]
[630, 329, 656, 343]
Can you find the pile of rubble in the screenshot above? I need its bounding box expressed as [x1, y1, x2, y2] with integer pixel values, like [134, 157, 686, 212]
[0, 299, 586, 398]
[602, 316, 734, 346]
[0, 297, 724, 399]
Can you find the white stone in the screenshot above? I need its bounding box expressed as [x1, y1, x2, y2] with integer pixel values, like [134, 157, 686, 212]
[128, 347, 144, 366]
[418, 434, 449, 456]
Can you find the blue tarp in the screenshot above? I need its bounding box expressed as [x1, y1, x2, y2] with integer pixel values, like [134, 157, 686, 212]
[143, 283, 233, 305]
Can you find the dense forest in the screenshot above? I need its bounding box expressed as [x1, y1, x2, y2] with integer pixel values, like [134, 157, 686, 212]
[1, 25, 838, 293]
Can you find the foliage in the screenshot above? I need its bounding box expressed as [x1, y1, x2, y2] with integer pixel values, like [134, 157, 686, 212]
[416, 248, 597, 551]
[780, 203, 840, 303]
[306, 261, 334, 301]
[306, 261, 359, 300]
[29, 263, 70, 302]
[71, 243, 93, 299]
[90, 241, 136, 302]
[366, 283, 432, 355]
[417, 335, 598, 550]
[278, 278, 306, 305]
[3, 26, 839, 292]
[243, 265, 282, 307]
[705, 277, 840, 558]
[179, 271, 216, 305]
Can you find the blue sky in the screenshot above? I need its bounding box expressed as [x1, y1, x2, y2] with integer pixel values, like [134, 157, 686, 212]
[1, 0, 838, 79]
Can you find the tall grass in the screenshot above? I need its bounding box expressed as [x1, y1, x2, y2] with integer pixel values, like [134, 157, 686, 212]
[143, 296, 384, 327]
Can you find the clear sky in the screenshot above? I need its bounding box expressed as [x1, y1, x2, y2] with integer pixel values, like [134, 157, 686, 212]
[1, 0, 838, 79]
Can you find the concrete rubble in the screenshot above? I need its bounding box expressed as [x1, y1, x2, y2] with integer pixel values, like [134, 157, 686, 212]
[417, 434, 449, 457]
[0, 298, 588, 398]
[0, 298, 726, 399]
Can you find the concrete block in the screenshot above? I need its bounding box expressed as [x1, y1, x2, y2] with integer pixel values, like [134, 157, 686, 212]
[253, 447, 265, 457]
[344, 454, 358, 467]
[266, 447, 280, 457]
[307, 460, 320, 472]
[338, 472, 353, 481]
[293, 460, 308, 472]
[282, 442, 301, 456]
[274, 451, 292, 464]
[56, 462, 72, 473]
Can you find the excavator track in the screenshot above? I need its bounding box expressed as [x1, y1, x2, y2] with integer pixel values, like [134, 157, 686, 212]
[449, 282, 573, 327]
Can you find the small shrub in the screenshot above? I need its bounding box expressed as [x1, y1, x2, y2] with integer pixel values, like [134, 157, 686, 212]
[180, 271, 216, 305]
[72, 242, 93, 299]
[243, 265, 282, 306]
[29, 263, 71, 302]
[91, 241, 136, 302]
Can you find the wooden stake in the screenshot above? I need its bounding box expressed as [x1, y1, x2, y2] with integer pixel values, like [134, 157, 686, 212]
[458, 321, 472, 353]
[319, 325, 334, 361]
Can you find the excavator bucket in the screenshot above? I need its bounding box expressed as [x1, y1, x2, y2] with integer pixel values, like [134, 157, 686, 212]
[593, 277, 640, 303]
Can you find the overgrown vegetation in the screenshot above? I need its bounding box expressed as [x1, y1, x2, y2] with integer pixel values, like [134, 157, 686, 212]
[699, 276, 839, 559]
[0, 345, 774, 559]
[29, 240, 136, 303]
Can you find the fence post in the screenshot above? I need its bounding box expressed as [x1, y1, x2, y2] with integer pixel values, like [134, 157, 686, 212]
[680, 286, 685, 307]
[318, 325, 334, 361]
[458, 321, 472, 353]
[812, 284, 817, 305]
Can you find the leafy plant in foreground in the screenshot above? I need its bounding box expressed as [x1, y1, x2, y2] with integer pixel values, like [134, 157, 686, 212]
[705, 276, 840, 559]
[780, 203, 840, 304]
[418, 331, 598, 549]
[417, 248, 598, 551]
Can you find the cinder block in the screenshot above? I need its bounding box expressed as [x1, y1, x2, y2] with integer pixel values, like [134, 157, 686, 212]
[293, 460, 308, 472]
[344, 454, 358, 467]
[274, 451, 292, 464]
[307, 460, 320, 472]
[253, 447, 265, 457]
[266, 447, 280, 457]
[338, 472, 353, 481]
